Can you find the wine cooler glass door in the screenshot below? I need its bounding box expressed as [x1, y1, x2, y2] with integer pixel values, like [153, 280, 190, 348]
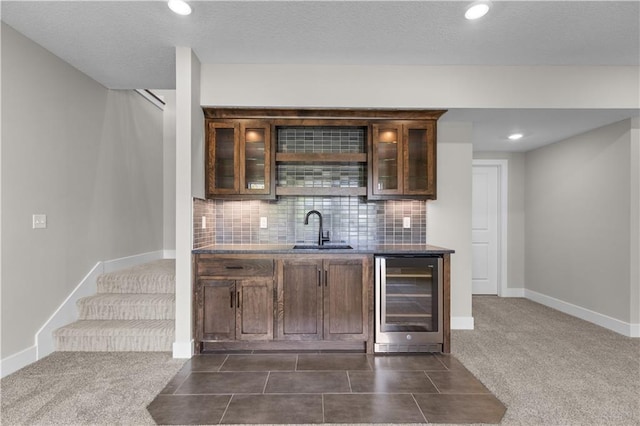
[376, 256, 443, 346]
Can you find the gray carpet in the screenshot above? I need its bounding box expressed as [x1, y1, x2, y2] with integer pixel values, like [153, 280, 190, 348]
[1, 296, 638, 425]
[0, 352, 185, 425]
[453, 297, 640, 425]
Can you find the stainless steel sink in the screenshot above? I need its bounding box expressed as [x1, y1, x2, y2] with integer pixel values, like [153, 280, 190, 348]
[293, 244, 353, 250]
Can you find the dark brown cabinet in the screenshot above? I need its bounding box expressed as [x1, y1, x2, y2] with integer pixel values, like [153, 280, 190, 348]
[205, 120, 274, 199]
[198, 278, 274, 342]
[194, 257, 275, 347]
[199, 279, 235, 341]
[276, 257, 368, 342]
[204, 108, 445, 201]
[192, 251, 450, 354]
[277, 259, 323, 340]
[324, 258, 367, 340]
[369, 121, 437, 200]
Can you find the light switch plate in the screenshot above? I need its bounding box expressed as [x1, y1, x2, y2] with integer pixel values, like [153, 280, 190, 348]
[33, 214, 47, 229]
[260, 217, 268, 229]
[403, 217, 411, 228]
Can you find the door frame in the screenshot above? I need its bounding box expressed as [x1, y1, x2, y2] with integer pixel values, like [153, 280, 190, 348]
[472, 160, 508, 297]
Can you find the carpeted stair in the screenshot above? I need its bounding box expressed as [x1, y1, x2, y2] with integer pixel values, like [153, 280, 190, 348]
[54, 259, 175, 351]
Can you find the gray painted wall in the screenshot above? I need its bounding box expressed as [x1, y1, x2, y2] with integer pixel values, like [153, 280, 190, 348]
[1, 23, 164, 358]
[473, 152, 526, 290]
[631, 117, 640, 326]
[155, 90, 177, 251]
[525, 119, 634, 322]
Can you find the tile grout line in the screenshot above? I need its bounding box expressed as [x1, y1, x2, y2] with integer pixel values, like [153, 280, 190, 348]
[434, 354, 450, 370]
[423, 370, 441, 393]
[218, 394, 234, 425]
[411, 393, 430, 424]
[262, 371, 270, 394]
[170, 362, 195, 394]
[218, 354, 229, 372]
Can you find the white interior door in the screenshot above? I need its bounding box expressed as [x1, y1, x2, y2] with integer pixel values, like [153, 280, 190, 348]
[472, 165, 499, 294]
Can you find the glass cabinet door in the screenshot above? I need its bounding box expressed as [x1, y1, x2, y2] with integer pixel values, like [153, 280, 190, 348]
[240, 123, 271, 195]
[370, 121, 437, 199]
[404, 122, 436, 196]
[208, 122, 239, 194]
[372, 124, 403, 195]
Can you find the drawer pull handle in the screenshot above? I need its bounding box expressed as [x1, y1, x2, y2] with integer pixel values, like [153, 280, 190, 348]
[230, 291, 234, 308]
[226, 266, 244, 270]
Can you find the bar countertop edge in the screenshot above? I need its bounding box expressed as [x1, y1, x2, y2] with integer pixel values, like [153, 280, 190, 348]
[193, 244, 455, 255]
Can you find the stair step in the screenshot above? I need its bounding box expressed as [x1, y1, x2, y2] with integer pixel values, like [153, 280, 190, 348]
[97, 259, 175, 294]
[54, 320, 174, 352]
[77, 294, 175, 320]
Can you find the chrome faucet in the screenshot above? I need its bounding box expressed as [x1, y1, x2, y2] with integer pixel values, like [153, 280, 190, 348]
[304, 210, 330, 246]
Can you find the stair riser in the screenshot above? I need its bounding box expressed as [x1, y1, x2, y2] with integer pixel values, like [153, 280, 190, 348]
[97, 281, 174, 294]
[55, 336, 173, 352]
[78, 306, 175, 320]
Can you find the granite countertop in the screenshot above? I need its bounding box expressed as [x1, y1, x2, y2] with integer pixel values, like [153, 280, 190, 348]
[193, 243, 454, 255]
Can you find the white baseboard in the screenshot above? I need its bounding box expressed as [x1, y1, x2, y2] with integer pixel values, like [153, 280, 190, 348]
[501, 288, 525, 298]
[451, 316, 474, 330]
[35, 262, 103, 360]
[3, 250, 169, 378]
[173, 340, 194, 358]
[525, 289, 638, 338]
[163, 249, 176, 259]
[0, 345, 37, 378]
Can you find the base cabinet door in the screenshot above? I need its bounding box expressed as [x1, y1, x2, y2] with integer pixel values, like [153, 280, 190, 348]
[198, 278, 273, 342]
[277, 257, 367, 342]
[277, 259, 323, 340]
[200, 280, 236, 341]
[237, 279, 274, 340]
[324, 259, 367, 340]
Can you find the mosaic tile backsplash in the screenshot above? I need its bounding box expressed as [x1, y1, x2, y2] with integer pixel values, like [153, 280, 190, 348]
[193, 197, 426, 248]
[278, 127, 365, 153]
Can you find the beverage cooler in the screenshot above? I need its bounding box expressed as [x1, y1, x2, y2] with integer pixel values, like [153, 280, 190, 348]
[375, 256, 443, 352]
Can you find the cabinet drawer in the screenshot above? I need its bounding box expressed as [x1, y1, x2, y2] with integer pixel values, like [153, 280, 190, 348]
[197, 257, 274, 278]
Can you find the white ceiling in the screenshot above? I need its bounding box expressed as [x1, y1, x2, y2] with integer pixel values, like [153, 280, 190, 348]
[2, 1, 639, 152]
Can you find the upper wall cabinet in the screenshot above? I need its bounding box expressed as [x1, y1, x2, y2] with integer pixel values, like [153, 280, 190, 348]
[369, 121, 437, 200]
[206, 120, 274, 199]
[203, 108, 445, 201]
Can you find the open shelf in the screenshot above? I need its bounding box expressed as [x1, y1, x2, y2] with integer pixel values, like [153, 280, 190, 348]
[275, 187, 367, 196]
[276, 153, 367, 163]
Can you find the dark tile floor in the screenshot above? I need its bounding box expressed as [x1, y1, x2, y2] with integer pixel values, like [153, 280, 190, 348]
[147, 352, 506, 425]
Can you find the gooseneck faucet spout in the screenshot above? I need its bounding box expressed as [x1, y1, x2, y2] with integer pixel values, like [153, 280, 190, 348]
[304, 210, 330, 246]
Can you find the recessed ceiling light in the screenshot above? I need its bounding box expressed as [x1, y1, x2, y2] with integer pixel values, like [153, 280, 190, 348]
[465, 1, 491, 20]
[508, 133, 524, 141]
[168, 0, 192, 16]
